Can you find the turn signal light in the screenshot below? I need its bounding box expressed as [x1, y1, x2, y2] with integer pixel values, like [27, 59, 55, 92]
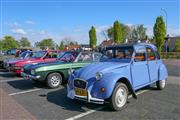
[100, 87, 106, 92]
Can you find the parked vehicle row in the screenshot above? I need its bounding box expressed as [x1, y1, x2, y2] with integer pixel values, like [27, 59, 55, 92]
[1, 43, 168, 111]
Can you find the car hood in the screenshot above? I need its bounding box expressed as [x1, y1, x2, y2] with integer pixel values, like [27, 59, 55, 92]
[24, 60, 65, 70]
[78, 62, 129, 80]
[8, 58, 26, 64]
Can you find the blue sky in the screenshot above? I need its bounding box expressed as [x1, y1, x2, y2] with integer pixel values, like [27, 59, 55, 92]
[0, 0, 180, 45]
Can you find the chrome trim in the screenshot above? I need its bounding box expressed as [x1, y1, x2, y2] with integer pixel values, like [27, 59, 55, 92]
[21, 72, 40, 80]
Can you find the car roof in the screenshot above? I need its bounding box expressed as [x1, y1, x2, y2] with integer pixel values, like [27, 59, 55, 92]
[107, 42, 156, 50]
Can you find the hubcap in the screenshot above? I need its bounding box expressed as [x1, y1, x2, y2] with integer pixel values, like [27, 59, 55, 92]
[50, 76, 60, 86]
[161, 80, 166, 88]
[115, 87, 127, 108]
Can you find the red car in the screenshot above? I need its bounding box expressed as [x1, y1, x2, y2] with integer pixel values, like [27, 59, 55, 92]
[9, 50, 61, 75]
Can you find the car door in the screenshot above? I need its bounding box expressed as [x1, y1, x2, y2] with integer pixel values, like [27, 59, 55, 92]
[131, 46, 150, 89]
[44, 51, 57, 62]
[146, 46, 158, 82]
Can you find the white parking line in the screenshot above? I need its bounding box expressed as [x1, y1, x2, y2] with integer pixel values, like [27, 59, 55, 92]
[65, 89, 149, 120]
[9, 88, 41, 96]
[0, 78, 24, 83]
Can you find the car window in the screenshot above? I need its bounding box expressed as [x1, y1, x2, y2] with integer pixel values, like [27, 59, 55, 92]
[134, 47, 146, 62]
[45, 51, 57, 58]
[78, 53, 92, 62]
[59, 52, 78, 62]
[93, 53, 102, 61]
[146, 47, 156, 61]
[154, 48, 160, 59]
[115, 48, 133, 59]
[32, 51, 46, 58]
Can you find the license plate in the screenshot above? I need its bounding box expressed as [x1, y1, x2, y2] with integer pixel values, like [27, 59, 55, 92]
[75, 87, 87, 96]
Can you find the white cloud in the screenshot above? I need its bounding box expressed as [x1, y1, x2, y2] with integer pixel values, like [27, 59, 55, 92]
[25, 20, 35, 25]
[11, 28, 27, 35]
[95, 25, 110, 33]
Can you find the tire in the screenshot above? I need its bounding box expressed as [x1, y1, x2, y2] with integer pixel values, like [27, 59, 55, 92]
[46, 73, 62, 89]
[156, 79, 166, 90]
[109, 82, 128, 111]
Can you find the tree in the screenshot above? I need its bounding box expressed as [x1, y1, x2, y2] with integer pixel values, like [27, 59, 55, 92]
[107, 26, 114, 39]
[153, 16, 166, 52]
[89, 26, 97, 48]
[19, 37, 31, 47]
[1, 36, 19, 50]
[36, 38, 55, 49]
[107, 23, 130, 42]
[0, 40, 2, 50]
[128, 25, 147, 40]
[113, 20, 123, 44]
[174, 38, 180, 52]
[59, 41, 65, 50]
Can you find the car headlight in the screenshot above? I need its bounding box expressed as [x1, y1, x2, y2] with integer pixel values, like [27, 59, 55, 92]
[21, 68, 24, 72]
[96, 72, 103, 80]
[68, 68, 75, 76]
[31, 69, 35, 75]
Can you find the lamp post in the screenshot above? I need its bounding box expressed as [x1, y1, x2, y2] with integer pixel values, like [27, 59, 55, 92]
[161, 8, 168, 52]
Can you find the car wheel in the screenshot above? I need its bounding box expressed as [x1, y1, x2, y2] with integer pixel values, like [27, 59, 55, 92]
[156, 79, 166, 90]
[109, 82, 128, 111]
[46, 73, 62, 89]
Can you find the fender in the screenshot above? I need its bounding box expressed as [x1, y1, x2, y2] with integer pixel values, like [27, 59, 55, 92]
[90, 72, 133, 100]
[158, 64, 168, 80]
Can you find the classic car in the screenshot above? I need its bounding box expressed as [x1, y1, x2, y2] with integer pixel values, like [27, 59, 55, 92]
[0, 49, 18, 68]
[21, 51, 102, 88]
[67, 43, 168, 111]
[3, 51, 33, 69]
[9, 50, 61, 75]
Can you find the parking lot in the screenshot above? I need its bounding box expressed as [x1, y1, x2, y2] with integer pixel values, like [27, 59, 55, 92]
[0, 64, 180, 120]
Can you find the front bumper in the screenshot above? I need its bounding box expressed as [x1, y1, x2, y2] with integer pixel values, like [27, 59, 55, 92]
[21, 72, 40, 80]
[67, 85, 104, 104]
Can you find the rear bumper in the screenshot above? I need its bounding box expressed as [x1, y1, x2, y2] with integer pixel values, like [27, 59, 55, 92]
[21, 72, 41, 80]
[67, 86, 104, 104]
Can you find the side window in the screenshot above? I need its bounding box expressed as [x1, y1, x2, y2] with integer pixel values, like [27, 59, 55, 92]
[146, 47, 156, 61]
[134, 47, 146, 62]
[45, 51, 57, 58]
[78, 53, 92, 62]
[94, 53, 102, 61]
[154, 49, 160, 59]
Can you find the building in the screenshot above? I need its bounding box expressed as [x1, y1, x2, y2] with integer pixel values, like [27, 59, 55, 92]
[163, 36, 180, 52]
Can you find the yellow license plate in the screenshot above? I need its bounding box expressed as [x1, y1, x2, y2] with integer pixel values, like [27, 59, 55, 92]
[75, 87, 87, 96]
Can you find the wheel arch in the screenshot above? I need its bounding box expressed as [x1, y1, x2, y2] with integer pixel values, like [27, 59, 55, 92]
[158, 64, 168, 81]
[116, 77, 133, 93]
[46, 71, 64, 82]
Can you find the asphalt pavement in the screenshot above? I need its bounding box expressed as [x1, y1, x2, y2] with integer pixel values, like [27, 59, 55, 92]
[0, 63, 179, 120]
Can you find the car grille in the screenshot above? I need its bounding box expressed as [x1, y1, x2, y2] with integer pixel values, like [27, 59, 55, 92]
[24, 69, 31, 74]
[74, 79, 87, 89]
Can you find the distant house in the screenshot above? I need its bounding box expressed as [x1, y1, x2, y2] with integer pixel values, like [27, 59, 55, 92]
[99, 39, 114, 48]
[65, 44, 80, 51]
[163, 36, 180, 52]
[80, 44, 92, 51]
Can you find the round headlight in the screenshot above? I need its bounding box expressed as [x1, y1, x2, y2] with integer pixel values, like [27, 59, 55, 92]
[96, 72, 103, 80]
[31, 69, 35, 75]
[68, 68, 75, 75]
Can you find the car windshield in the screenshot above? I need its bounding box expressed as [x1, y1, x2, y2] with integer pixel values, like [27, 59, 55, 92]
[101, 46, 134, 62]
[19, 51, 31, 58]
[32, 51, 46, 58]
[57, 52, 65, 59]
[59, 52, 78, 62]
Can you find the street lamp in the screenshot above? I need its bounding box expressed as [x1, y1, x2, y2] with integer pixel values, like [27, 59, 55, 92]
[161, 8, 167, 34]
[161, 8, 168, 52]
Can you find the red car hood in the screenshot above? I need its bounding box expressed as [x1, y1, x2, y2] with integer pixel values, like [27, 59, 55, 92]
[14, 58, 43, 67]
